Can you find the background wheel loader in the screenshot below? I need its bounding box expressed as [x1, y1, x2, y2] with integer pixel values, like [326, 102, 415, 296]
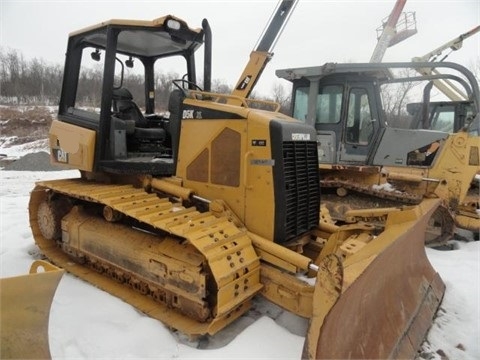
[3, 1, 445, 359]
[277, 61, 480, 246]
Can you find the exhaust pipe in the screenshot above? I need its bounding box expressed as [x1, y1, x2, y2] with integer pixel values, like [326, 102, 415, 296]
[202, 19, 212, 92]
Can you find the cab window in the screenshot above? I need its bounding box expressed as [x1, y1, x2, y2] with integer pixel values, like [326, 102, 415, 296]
[316, 85, 343, 124]
[76, 47, 105, 114]
[346, 88, 374, 145]
[430, 105, 455, 133]
[293, 86, 309, 122]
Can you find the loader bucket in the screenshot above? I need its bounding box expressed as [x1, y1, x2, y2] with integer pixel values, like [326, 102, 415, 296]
[304, 198, 445, 359]
[0, 260, 64, 359]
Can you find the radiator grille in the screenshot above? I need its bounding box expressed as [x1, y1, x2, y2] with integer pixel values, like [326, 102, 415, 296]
[282, 141, 320, 239]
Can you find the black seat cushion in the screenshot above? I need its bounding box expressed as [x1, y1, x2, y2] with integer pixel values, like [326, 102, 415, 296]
[134, 127, 166, 141]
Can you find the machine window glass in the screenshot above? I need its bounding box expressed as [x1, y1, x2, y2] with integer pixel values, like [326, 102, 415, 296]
[316, 85, 343, 124]
[116, 54, 145, 107]
[76, 48, 188, 117]
[466, 106, 474, 119]
[430, 105, 455, 132]
[76, 47, 105, 114]
[292, 86, 309, 122]
[346, 88, 374, 145]
[153, 56, 187, 113]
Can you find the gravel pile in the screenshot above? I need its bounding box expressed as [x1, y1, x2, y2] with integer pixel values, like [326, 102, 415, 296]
[2, 151, 69, 171]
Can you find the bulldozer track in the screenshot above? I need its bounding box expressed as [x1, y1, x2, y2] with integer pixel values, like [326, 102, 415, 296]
[321, 178, 422, 204]
[320, 178, 456, 245]
[30, 178, 262, 336]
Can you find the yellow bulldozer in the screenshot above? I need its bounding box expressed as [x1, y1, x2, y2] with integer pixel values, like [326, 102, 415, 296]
[2, 2, 447, 359]
[276, 61, 480, 245]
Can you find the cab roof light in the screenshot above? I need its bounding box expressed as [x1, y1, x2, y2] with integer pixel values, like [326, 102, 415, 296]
[166, 19, 181, 31]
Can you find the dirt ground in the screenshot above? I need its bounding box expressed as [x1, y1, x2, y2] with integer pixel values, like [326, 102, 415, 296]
[0, 106, 54, 146]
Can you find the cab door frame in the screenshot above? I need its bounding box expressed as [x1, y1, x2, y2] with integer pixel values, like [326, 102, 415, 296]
[339, 82, 382, 164]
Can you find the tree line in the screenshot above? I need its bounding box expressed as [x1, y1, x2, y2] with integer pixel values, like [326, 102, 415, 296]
[0, 47, 291, 113]
[0, 48, 63, 105]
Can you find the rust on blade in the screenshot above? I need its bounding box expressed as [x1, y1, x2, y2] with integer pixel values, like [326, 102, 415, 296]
[302, 254, 343, 360]
[305, 199, 445, 359]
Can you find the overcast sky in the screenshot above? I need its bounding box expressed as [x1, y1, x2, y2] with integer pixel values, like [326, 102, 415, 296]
[1, 0, 479, 95]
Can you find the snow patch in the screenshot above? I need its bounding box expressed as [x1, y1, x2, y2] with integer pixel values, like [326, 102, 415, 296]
[372, 182, 400, 193]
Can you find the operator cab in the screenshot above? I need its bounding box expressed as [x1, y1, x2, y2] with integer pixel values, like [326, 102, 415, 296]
[277, 62, 480, 167]
[407, 100, 474, 133]
[53, 16, 211, 175]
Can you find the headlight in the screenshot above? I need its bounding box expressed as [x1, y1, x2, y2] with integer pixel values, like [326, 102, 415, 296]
[166, 19, 181, 30]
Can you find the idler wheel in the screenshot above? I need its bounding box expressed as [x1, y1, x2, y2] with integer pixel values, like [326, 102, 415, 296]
[37, 198, 71, 240]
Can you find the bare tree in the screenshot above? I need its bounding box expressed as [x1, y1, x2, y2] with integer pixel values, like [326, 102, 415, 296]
[0, 47, 296, 112]
[379, 68, 419, 128]
[211, 78, 232, 94]
[270, 82, 291, 114]
[469, 58, 480, 83]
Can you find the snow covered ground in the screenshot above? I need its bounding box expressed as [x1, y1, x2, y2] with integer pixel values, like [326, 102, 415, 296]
[1, 152, 479, 359]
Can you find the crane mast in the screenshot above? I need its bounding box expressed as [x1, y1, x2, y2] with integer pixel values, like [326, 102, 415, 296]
[370, 0, 417, 63]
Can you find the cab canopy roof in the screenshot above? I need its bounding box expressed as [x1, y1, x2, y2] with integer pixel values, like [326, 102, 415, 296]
[68, 15, 204, 59]
[276, 61, 480, 107]
[276, 62, 393, 82]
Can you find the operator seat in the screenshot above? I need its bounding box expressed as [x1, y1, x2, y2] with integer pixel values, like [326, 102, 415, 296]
[112, 87, 166, 152]
[112, 88, 148, 127]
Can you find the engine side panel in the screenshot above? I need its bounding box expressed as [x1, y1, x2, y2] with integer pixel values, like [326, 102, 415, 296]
[372, 127, 447, 166]
[49, 119, 96, 171]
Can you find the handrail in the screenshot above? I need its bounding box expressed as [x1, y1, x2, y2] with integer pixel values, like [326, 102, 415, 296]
[187, 90, 281, 112]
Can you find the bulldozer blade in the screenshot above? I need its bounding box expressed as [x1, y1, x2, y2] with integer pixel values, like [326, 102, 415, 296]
[1, 260, 64, 359]
[303, 198, 445, 359]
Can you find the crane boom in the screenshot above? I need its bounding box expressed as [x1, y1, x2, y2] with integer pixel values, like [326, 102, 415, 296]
[413, 25, 480, 63]
[413, 25, 480, 101]
[228, 0, 298, 103]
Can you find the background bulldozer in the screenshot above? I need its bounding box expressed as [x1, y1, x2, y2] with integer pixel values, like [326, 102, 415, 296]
[277, 61, 480, 245]
[1, 1, 447, 359]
